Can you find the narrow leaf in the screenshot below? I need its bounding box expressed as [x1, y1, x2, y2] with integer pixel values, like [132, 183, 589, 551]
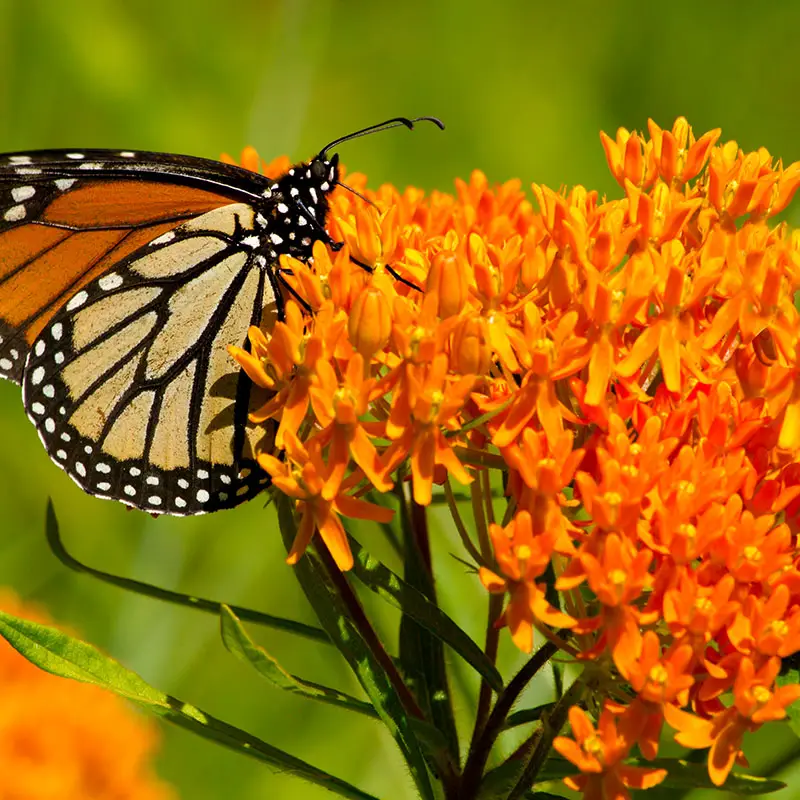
[348, 534, 503, 692]
[0, 610, 378, 800]
[45, 499, 329, 643]
[276, 494, 439, 800]
[220, 605, 377, 719]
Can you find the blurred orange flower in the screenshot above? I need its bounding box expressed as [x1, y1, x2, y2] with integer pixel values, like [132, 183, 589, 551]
[0, 590, 174, 800]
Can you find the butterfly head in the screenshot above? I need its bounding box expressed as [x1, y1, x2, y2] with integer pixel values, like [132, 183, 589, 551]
[258, 117, 444, 262]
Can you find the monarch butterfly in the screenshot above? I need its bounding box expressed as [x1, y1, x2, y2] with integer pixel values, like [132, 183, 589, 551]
[0, 116, 444, 516]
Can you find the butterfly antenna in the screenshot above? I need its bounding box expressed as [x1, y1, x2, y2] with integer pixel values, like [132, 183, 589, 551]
[319, 116, 445, 157]
[335, 181, 378, 209]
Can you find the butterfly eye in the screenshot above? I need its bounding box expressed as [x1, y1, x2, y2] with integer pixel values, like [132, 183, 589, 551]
[311, 159, 327, 180]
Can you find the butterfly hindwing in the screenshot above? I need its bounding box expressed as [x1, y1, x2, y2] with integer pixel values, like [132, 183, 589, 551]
[21, 203, 279, 514]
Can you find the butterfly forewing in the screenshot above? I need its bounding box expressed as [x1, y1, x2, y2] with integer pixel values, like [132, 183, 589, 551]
[0, 153, 265, 385]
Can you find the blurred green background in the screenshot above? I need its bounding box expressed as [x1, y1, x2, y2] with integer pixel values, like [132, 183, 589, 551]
[1, 1, 800, 798]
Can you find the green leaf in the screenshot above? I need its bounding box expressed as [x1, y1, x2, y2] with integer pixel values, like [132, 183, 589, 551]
[45, 499, 329, 644]
[276, 494, 440, 800]
[0, 610, 378, 800]
[476, 760, 528, 799]
[533, 756, 785, 795]
[347, 534, 503, 693]
[505, 704, 555, 730]
[220, 605, 378, 719]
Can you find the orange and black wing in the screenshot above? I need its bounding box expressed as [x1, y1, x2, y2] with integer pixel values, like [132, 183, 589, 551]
[0, 148, 269, 383]
[0, 149, 283, 514]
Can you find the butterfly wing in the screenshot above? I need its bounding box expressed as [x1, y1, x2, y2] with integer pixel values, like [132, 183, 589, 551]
[0, 148, 268, 384]
[0, 150, 282, 514]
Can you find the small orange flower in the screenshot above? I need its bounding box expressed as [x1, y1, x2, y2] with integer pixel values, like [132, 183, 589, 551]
[348, 281, 393, 360]
[479, 510, 576, 652]
[554, 707, 667, 799]
[665, 657, 800, 785]
[383, 353, 475, 505]
[259, 431, 393, 571]
[308, 353, 393, 496]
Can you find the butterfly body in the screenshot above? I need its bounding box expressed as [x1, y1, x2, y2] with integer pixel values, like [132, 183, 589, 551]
[1, 146, 341, 515]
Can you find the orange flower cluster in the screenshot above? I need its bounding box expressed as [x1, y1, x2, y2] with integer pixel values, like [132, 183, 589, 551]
[228, 119, 800, 792]
[0, 590, 175, 799]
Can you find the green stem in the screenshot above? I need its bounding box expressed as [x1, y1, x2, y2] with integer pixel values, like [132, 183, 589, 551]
[506, 677, 585, 799]
[459, 641, 557, 800]
[314, 536, 424, 720]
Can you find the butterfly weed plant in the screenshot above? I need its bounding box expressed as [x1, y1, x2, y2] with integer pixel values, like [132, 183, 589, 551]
[5, 118, 800, 799]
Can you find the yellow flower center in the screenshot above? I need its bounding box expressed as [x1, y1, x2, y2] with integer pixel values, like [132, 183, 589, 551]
[694, 597, 712, 615]
[743, 545, 762, 564]
[583, 735, 605, 764]
[678, 523, 697, 542]
[769, 620, 789, 637]
[609, 568, 627, 587]
[648, 664, 668, 686]
[752, 685, 771, 705]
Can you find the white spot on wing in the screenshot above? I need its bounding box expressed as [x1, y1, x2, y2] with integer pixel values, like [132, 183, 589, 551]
[51, 322, 63, 340]
[31, 366, 45, 385]
[150, 230, 175, 246]
[55, 179, 77, 191]
[98, 273, 123, 291]
[65, 290, 88, 311]
[66, 153, 85, 159]
[196, 489, 210, 503]
[12, 186, 35, 202]
[4, 205, 26, 222]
